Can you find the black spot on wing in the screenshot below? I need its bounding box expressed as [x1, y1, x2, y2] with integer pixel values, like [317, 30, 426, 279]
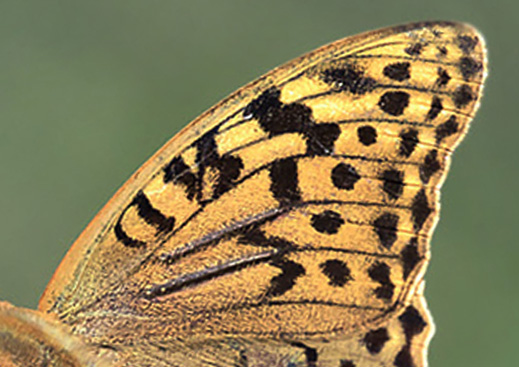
[419, 150, 440, 184]
[399, 306, 427, 340]
[265, 103, 312, 136]
[401, 238, 420, 280]
[436, 68, 451, 87]
[383, 62, 410, 81]
[437, 46, 448, 56]
[457, 34, 478, 53]
[270, 158, 301, 205]
[394, 346, 413, 367]
[311, 210, 345, 234]
[459, 56, 483, 81]
[243, 87, 282, 121]
[320, 259, 352, 286]
[305, 123, 341, 156]
[393, 306, 428, 367]
[321, 65, 377, 94]
[331, 163, 360, 191]
[266, 259, 306, 298]
[368, 261, 394, 301]
[435, 116, 459, 143]
[381, 169, 404, 200]
[378, 92, 410, 116]
[411, 189, 432, 232]
[357, 125, 377, 146]
[453, 85, 475, 108]
[213, 154, 244, 199]
[398, 129, 419, 158]
[373, 213, 399, 250]
[363, 327, 390, 354]
[426, 96, 443, 121]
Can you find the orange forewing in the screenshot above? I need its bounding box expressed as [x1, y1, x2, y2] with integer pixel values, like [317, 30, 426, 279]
[1, 22, 486, 367]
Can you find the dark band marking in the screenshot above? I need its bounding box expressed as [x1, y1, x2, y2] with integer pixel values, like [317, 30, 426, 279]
[331, 163, 360, 190]
[311, 210, 345, 234]
[419, 150, 440, 184]
[435, 115, 459, 143]
[368, 261, 394, 301]
[340, 360, 356, 367]
[132, 191, 176, 233]
[114, 191, 175, 247]
[320, 259, 352, 287]
[426, 96, 443, 121]
[411, 189, 432, 232]
[373, 213, 399, 250]
[244, 86, 341, 157]
[243, 87, 312, 137]
[114, 215, 146, 248]
[378, 91, 410, 116]
[453, 84, 475, 108]
[381, 169, 404, 200]
[238, 224, 294, 254]
[321, 65, 377, 94]
[401, 237, 421, 280]
[357, 125, 377, 146]
[270, 158, 301, 204]
[363, 327, 390, 354]
[399, 129, 419, 158]
[197, 128, 246, 200]
[194, 128, 219, 201]
[266, 258, 306, 298]
[383, 62, 411, 82]
[163, 156, 198, 200]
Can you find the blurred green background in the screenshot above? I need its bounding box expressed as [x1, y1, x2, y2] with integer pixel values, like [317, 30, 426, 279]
[0, 1, 516, 366]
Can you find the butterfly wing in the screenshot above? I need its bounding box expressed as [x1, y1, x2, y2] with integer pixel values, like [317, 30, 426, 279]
[39, 21, 486, 366]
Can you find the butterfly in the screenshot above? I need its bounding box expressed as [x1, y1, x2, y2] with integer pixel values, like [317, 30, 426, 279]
[0, 21, 487, 367]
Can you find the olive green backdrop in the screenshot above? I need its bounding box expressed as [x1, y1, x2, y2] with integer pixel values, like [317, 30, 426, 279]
[0, 1, 515, 366]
